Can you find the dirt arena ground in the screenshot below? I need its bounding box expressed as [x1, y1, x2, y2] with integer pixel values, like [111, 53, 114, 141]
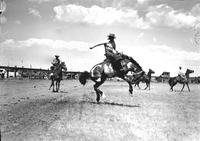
[0, 79, 200, 141]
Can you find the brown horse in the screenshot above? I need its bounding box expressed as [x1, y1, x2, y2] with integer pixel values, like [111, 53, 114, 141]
[79, 55, 144, 103]
[168, 69, 194, 92]
[49, 62, 67, 92]
[134, 69, 155, 90]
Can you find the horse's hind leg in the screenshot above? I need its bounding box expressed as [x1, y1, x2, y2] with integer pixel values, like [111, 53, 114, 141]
[170, 81, 177, 92]
[181, 83, 185, 92]
[144, 82, 148, 90]
[93, 78, 106, 103]
[186, 83, 190, 92]
[123, 77, 133, 94]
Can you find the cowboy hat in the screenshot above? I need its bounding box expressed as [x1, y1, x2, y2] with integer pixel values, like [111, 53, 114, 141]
[107, 33, 116, 39]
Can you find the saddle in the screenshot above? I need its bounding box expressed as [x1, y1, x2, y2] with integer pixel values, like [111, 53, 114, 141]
[104, 53, 133, 73]
[177, 75, 187, 82]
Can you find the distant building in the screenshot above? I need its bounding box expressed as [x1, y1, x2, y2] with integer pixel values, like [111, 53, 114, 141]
[0, 69, 5, 79]
[0, 66, 81, 80]
[155, 72, 170, 83]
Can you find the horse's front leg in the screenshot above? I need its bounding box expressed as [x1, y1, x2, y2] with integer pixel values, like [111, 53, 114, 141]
[144, 83, 148, 90]
[52, 81, 56, 92]
[56, 81, 58, 92]
[149, 82, 151, 90]
[128, 82, 133, 94]
[57, 81, 60, 92]
[145, 81, 150, 90]
[123, 76, 133, 94]
[56, 81, 59, 92]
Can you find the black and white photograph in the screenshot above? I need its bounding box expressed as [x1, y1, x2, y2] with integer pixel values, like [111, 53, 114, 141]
[0, 0, 200, 140]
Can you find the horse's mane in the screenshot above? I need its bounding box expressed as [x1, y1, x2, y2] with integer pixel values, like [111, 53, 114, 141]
[122, 54, 142, 71]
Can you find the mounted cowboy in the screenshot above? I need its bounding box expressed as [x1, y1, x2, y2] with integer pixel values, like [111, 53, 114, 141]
[52, 55, 61, 67]
[50, 55, 63, 80]
[80, 34, 145, 102]
[177, 66, 187, 81]
[49, 55, 67, 92]
[49, 61, 67, 92]
[90, 33, 123, 74]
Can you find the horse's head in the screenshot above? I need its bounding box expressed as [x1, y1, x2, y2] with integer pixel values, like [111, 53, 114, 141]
[149, 69, 155, 74]
[185, 69, 194, 75]
[60, 62, 67, 71]
[185, 69, 194, 78]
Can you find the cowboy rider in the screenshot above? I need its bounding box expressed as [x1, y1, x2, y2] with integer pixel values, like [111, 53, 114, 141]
[178, 66, 187, 81]
[50, 55, 64, 79]
[90, 33, 123, 73]
[52, 55, 61, 67]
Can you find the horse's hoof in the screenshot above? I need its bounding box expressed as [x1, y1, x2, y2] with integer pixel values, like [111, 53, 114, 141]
[96, 92, 101, 103]
[101, 92, 106, 99]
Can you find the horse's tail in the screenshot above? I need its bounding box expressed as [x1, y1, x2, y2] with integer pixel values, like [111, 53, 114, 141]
[168, 77, 174, 86]
[168, 78, 171, 86]
[79, 71, 90, 85]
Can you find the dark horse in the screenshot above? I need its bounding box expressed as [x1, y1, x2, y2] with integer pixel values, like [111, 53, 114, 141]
[168, 69, 194, 92]
[49, 62, 67, 92]
[79, 55, 144, 102]
[134, 69, 155, 90]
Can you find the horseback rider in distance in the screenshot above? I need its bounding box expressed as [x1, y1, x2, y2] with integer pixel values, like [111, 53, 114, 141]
[90, 33, 123, 74]
[52, 55, 61, 67]
[177, 66, 187, 81]
[51, 55, 63, 79]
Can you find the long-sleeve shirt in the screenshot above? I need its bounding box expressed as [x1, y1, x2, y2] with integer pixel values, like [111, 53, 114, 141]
[104, 41, 117, 54]
[52, 58, 60, 66]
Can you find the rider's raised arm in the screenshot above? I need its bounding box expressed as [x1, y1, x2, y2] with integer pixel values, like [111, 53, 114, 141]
[89, 42, 107, 49]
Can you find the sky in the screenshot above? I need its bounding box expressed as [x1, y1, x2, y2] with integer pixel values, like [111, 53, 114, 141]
[0, 0, 200, 76]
